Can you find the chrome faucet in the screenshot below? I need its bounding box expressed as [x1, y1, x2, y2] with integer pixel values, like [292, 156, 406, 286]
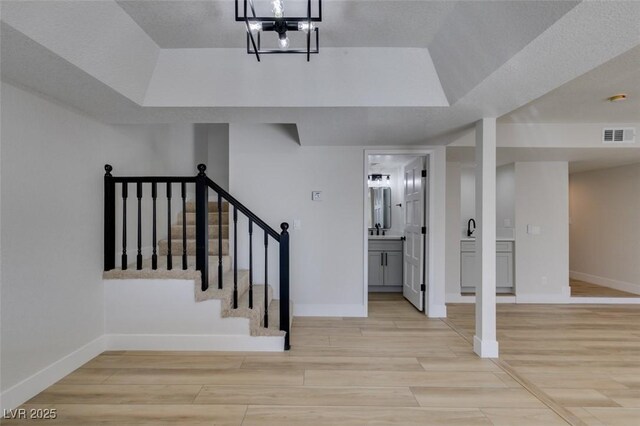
[467, 219, 476, 237]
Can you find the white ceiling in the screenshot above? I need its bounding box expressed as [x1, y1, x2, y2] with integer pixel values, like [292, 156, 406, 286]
[502, 45, 640, 124]
[1, 0, 639, 148]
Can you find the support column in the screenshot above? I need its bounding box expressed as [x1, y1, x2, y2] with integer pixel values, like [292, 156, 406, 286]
[474, 118, 499, 358]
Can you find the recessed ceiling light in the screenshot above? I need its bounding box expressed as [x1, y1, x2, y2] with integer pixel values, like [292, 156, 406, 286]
[608, 93, 628, 102]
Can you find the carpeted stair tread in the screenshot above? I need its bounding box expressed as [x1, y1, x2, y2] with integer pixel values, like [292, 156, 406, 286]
[159, 239, 229, 256]
[103, 255, 232, 281]
[171, 225, 229, 239]
[185, 201, 229, 213]
[178, 212, 229, 225]
[266, 299, 294, 331]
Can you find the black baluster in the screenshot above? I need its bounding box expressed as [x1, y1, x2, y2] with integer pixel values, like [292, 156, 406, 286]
[181, 182, 187, 270]
[248, 220, 253, 309]
[233, 206, 238, 309]
[166, 182, 172, 270]
[136, 182, 143, 270]
[195, 165, 209, 291]
[151, 182, 158, 270]
[280, 223, 291, 350]
[104, 165, 116, 271]
[218, 192, 223, 289]
[121, 182, 128, 270]
[264, 230, 269, 328]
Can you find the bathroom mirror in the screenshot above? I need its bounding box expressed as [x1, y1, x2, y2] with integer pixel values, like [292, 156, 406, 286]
[369, 187, 392, 230]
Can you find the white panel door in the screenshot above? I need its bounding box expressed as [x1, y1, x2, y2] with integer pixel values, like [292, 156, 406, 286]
[403, 157, 426, 311]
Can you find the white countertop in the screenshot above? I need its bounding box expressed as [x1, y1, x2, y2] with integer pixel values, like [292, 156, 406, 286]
[461, 237, 515, 242]
[369, 235, 403, 240]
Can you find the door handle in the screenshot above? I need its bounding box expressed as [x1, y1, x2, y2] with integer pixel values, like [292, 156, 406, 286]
[381, 253, 384, 266]
[384, 253, 388, 266]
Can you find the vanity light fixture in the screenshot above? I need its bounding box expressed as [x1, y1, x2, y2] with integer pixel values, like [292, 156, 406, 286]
[236, 0, 322, 62]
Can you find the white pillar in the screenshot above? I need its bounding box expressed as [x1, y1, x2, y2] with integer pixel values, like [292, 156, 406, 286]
[474, 118, 499, 358]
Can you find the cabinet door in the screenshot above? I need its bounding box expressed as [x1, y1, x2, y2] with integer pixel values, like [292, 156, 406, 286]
[461, 252, 476, 290]
[368, 252, 384, 287]
[383, 252, 403, 286]
[496, 252, 514, 290]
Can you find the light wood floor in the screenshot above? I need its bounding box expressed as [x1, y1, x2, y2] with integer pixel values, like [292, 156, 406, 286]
[7, 294, 640, 425]
[570, 279, 639, 298]
[447, 302, 640, 426]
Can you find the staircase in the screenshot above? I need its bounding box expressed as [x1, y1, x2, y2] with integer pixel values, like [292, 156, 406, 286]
[102, 164, 291, 349]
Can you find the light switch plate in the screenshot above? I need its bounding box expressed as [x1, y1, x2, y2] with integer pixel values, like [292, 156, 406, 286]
[293, 219, 302, 230]
[311, 191, 322, 201]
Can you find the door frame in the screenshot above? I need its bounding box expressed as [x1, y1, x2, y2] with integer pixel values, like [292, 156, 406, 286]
[363, 148, 445, 318]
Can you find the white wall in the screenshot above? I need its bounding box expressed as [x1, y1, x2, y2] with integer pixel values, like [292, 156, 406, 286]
[569, 163, 640, 293]
[459, 164, 515, 239]
[0, 82, 197, 409]
[514, 162, 570, 301]
[445, 162, 462, 297]
[229, 124, 365, 315]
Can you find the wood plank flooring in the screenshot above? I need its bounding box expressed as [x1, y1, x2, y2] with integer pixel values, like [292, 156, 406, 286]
[7, 293, 639, 425]
[570, 279, 638, 298]
[447, 302, 640, 426]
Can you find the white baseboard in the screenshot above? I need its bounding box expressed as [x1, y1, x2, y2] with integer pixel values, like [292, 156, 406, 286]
[473, 336, 499, 358]
[294, 304, 366, 317]
[569, 297, 640, 304]
[0, 336, 105, 412]
[446, 294, 516, 304]
[515, 293, 570, 304]
[105, 334, 284, 352]
[570, 271, 640, 295]
[427, 304, 447, 318]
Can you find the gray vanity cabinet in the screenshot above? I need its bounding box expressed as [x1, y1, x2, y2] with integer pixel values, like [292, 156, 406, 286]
[368, 239, 403, 289]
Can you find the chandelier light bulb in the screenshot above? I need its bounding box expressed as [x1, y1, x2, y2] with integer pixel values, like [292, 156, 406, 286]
[248, 21, 262, 32]
[278, 34, 290, 49]
[297, 21, 315, 33]
[271, 0, 284, 18]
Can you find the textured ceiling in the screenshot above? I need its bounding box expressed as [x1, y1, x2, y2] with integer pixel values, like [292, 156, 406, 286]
[1, 0, 639, 147]
[116, 0, 457, 48]
[502, 45, 640, 123]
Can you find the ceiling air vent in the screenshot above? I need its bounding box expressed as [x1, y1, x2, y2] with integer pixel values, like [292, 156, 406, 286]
[602, 127, 636, 144]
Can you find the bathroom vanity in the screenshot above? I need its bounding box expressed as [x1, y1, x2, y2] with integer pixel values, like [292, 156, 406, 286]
[460, 238, 515, 294]
[368, 237, 403, 291]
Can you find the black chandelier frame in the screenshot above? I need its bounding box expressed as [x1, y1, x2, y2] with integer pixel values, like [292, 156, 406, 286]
[235, 0, 322, 61]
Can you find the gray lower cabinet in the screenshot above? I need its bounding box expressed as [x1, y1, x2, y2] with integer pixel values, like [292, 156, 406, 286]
[461, 241, 515, 294]
[368, 239, 403, 289]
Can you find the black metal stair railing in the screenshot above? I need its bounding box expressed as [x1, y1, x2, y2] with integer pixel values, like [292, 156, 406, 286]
[103, 164, 291, 350]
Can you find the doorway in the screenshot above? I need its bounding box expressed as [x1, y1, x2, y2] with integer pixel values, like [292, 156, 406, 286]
[364, 153, 429, 312]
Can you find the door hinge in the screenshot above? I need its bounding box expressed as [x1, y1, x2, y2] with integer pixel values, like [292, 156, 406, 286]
[421, 226, 427, 234]
[400, 236, 406, 241]
[421, 284, 426, 291]
[421, 169, 427, 178]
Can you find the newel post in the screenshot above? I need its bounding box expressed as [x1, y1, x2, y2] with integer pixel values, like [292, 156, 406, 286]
[195, 164, 209, 291]
[104, 165, 116, 271]
[279, 222, 291, 350]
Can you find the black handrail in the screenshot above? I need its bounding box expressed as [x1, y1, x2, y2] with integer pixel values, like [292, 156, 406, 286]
[104, 164, 290, 350]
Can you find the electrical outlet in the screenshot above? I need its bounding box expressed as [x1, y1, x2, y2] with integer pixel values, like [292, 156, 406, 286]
[311, 191, 322, 201]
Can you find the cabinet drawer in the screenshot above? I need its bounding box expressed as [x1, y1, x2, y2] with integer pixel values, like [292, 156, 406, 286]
[496, 241, 513, 252]
[461, 241, 513, 253]
[460, 241, 475, 252]
[368, 240, 403, 252]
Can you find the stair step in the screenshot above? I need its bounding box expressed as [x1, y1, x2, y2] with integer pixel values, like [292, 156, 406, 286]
[159, 239, 229, 256]
[105, 255, 233, 276]
[267, 299, 294, 331]
[178, 212, 229, 225]
[171, 225, 229, 239]
[185, 201, 229, 213]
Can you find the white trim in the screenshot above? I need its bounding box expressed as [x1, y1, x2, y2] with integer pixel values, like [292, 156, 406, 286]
[294, 303, 366, 317]
[473, 336, 499, 358]
[569, 297, 640, 304]
[570, 271, 640, 295]
[0, 336, 106, 412]
[363, 148, 443, 319]
[446, 294, 516, 304]
[105, 334, 284, 352]
[427, 304, 447, 318]
[515, 294, 571, 304]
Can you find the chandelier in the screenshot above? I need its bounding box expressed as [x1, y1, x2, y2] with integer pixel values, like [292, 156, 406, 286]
[235, 0, 322, 61]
